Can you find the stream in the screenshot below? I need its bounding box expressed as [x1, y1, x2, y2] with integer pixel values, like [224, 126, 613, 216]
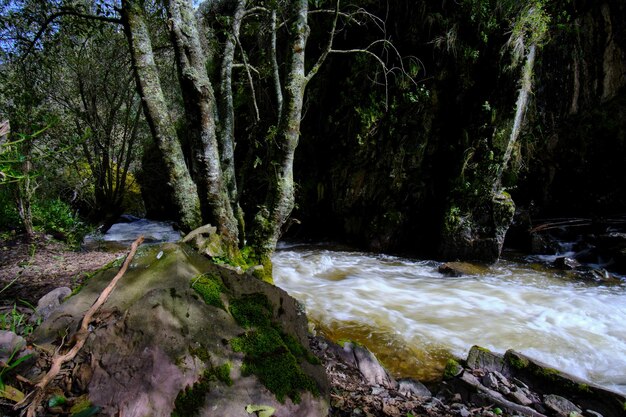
[272, 243, 626, 394]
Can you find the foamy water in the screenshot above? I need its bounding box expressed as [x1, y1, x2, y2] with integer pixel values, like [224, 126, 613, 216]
[272, 244, 626, 393]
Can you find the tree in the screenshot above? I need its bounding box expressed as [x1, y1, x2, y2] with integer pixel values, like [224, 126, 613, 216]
[6, 0, 411, 272]
[43, 22, 145, 221]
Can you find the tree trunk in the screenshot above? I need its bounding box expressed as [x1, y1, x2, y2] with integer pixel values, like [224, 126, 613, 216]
[16, 145, 35, 239]
[218, 0, 246, 242]
[494, 43, 537, 193]
[250, 0, 309, 257]
[166, 0, 239, 250]
[121, 0, 201, 232]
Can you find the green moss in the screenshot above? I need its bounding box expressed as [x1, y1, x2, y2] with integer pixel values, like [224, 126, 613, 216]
[240, 246, 274, 284]
[171, 370, 211, 417]
[229, 293, 273, 328]
[443, 359, 462, 379]
[231, 327, 318, 403]
[211, 362, 233, 386]
[171, 362, 233, 416]
[189, 346, 211, 363]
[577, 383, 591, 394]
[535, 367, 560, 380]
[191, 273, 226, 310]
[506, 354, 529, 370]
[229, 293, 319, 403]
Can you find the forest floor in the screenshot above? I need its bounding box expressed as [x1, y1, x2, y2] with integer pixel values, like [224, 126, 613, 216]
[0, 233, 125, 307]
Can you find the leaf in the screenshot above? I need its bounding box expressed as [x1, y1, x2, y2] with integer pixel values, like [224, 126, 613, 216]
[48, 394, 68, 407]
[71, 406, 101, 417]
[245, 404, 276, 417]
[0, 384, 25, 402]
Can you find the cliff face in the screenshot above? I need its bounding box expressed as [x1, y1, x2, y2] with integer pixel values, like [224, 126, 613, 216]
[290, 0, 626, 258]
[521, 0, 626, 216]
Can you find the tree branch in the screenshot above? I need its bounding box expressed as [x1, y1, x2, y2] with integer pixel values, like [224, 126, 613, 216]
[236, 36, 260, 122]
[20, 8, 121, 60]
[306, 0, 340, 83]
[270, 8, 283, 121]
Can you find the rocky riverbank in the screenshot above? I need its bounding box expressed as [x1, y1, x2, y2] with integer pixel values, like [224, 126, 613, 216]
[1, 234, 625, 416]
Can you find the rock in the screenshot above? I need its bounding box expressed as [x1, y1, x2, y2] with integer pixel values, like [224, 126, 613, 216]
[482, 373, 499, 390]
[504, 350, 626, 417]
[438, 262, 489, 277]
[0, 330, 26, 362]
[352, 343, 397, 389]
[34, 287, 72, 322]
[466, 346, 511, 376]
[584, 410, 604, 417]
[438, 192, 515, 263]
[31, 243, 329, 417]
[325, 340, 396, 388]
[451, 403, 471, 417]
[397, 378, 431, 399]
[553, 257, 581, 270]
[507, 388, 534, 406]
[543, 394, 582, 416]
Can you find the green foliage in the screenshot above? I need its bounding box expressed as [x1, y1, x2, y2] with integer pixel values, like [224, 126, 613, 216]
[32, 198, 89, 245]
[191, 273, 226, 310]
[0, 347, 32, 392]
[0, 187, 88, 244]
[229, 293, 319, 403]
[0, 187, 19, 228]
[0, 303, 38, 336]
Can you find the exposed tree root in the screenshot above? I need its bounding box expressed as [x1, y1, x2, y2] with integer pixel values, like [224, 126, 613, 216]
[16, 236, 144, 417]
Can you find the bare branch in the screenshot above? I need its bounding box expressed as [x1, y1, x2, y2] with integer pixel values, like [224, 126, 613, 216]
[306, 0, 341, 83]
[270, 8, 283, 121]
[243, 6, 269, 17]
[236, 36, 260, 122]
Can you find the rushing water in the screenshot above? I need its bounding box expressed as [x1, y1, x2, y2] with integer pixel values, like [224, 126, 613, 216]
[272, 243, 626, 393]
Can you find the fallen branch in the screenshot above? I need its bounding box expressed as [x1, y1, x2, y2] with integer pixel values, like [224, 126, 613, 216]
[17, 236, 144, 417]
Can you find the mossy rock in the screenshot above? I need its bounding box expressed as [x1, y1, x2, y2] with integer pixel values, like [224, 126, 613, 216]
[503, 350, 626, 417]
[31, 243, 329, 417]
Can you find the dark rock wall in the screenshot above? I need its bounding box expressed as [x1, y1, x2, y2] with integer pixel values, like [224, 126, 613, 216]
[288, 0, 626, 257]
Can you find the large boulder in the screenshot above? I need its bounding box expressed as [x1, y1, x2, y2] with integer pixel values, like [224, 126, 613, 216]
[31, 243, 329, 417]
[439, 192, 516, 263]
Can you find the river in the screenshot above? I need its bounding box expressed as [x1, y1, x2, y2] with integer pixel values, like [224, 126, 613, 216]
[272, 243, 626, 393]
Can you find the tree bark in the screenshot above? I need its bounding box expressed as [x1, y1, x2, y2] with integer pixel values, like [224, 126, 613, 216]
[251, 0, 309, 257]
[218, 0, 246, 241]
[166, 0, 239, 250]
[121, 0, 201, 232]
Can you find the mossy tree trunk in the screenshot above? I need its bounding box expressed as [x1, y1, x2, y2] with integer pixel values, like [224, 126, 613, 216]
[249, 0, 310, 258]
[166, 0, 239, 252]
[217, 0, 246, 243]
[121, 0, 202, 232]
